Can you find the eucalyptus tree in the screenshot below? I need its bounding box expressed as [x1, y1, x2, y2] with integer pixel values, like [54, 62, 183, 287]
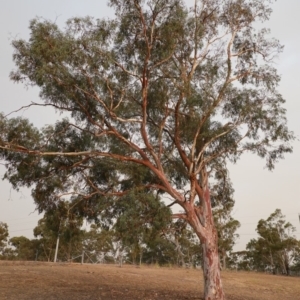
[211, 172, 240, 270]
[9, 236, 36, 260]
[82, 224, 115, 263]
[247, 209, 299, 275]
[0, 0, 293, 298]
[291, 246, 300, 273]
[34, 210, 84, 262]
[113, 191, 171, 265]
[214, 207, 240, 270]
[33, 217, 58, 261]
[35, 200, 84, 261]
[162, 219, 202, 267]
[0, 222, 9, 255]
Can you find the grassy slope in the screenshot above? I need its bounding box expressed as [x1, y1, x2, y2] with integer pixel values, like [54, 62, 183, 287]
[0, 261, 299, 300]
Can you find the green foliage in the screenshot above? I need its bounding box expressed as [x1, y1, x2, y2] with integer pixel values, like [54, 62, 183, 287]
[8, 236, 38, 260]
[246, 209, 299, 275]
[209, 164, 240, 269]
[0, 1, 294, 296]
[33, 201, 84, 261]
[213, 200, 240, 269]
[228, 251, 251, 271]
[82, 224, 115, 263]
[0, 114, 41, 190]
[1, 0, 292, 204]
[0, 222, 9, 254]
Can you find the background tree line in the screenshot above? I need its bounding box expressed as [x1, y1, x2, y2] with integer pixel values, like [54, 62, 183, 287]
[1, 205, 299, 275]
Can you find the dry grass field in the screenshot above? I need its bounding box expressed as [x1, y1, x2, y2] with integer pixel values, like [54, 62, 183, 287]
[0, 261, 299, 300]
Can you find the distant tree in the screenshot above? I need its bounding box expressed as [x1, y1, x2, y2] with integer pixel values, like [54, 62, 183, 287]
[82, 224, 115, 263]
[9, 236, 36, 260]
[139, 233, 177, 266]
[113, 191, 171, 265]
[246, 209, 299, 275]
[0, 222, 9, 256]
[228, 250, 251, 271]
[33, 217, 58, 261]
[214, 203, 240, 270]
[0, 0, 294, 298]
[211, 168, 240, 270]
[33, 201, 84, 262]
[290, 244, 300, 273]
[163, 219, 202, 267]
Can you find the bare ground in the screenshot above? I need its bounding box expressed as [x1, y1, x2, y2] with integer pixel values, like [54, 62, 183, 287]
[0, 261, 299, 300]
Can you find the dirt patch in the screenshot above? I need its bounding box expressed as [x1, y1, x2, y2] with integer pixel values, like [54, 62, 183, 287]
[0, 261, 299, 299]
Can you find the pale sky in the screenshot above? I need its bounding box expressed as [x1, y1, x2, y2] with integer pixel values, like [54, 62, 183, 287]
[0, 0, 299, 252]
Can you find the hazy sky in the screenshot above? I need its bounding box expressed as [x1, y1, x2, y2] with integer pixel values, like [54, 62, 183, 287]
[0, 0, 299, 251]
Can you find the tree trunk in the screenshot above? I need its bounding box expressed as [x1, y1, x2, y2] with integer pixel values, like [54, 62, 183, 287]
[139, 249, 143, 266]
[187, 186, 225, 300]
[269, 251, 275, 274]
[202, 231, 225, 300]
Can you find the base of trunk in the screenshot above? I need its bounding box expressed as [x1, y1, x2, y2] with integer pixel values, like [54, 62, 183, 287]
[202, 236, 225, 300]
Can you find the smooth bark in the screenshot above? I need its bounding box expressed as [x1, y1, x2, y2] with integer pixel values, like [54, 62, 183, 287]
[202, 233, 224, 300]
[188, 187, 225, 300]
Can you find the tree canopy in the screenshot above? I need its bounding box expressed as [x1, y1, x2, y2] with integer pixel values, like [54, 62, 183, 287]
[0, 1, 293, 299]
[246, 209, 300, 275]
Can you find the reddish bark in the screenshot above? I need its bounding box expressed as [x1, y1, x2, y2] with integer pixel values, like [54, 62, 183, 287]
[187, 186, 225, 300]
[202, 232, 225, 300]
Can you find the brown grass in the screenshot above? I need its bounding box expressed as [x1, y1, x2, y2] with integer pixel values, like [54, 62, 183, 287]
[0, 261, 299, 299]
